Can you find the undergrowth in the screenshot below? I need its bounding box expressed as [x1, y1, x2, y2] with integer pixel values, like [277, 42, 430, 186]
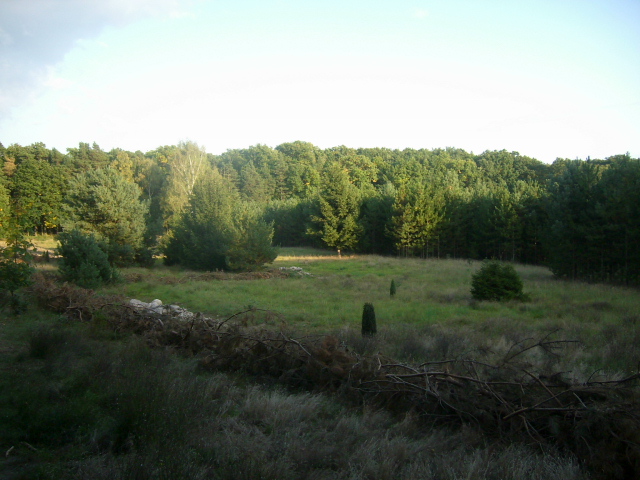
[0, 315, 589, 480]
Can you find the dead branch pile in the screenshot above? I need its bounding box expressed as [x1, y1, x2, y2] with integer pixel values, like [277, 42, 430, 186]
[28, 274, 640, 479]
[29, 273, 126, 321]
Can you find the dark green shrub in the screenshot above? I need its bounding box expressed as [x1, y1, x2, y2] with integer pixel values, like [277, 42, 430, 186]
[361, 302, 377, 336]
[134, 240, 157, 268]
[105, 242, 136, 267]
[470, 260, 528, 302]
[390, 279, 397, 297]
[0, 258, 34, 296]
[165, 173, 277, 272]
[0, 229, 34, 314]
[57, 230, 119, 288]
[226, 216, 278, 271]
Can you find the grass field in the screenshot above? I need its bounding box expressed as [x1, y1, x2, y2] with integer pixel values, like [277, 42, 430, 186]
[102, 249, 635, 329]
[2, 242, 638, 478]
[93, 247, 640, 376]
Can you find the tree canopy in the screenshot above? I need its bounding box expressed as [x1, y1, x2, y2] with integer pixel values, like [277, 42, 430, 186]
[0, 138, 637, 283]
[63, 168, 149, 266]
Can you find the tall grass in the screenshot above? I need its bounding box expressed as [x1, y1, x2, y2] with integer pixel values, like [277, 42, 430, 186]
[0, 313, 589, 479]
[98, 248, 640, 374]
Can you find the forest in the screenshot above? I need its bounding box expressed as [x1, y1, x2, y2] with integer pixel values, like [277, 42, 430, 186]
[0, 139, 638, 285]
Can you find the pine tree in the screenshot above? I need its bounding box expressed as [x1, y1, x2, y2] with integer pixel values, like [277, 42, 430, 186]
[10, 157, 64, 233]
[309, 162, 362, 255]
[0, 221, 34, 313]
[57, 230, 119, 289]
[226, 206, 278, 271]
[470, 260, 528, 302]
[64, 169, 148, 266]
[165, 171, 277, 271]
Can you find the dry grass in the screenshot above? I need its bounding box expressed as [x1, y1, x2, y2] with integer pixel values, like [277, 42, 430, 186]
[1, 315, 591, 480]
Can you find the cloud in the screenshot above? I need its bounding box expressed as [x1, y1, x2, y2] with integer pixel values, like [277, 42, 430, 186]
[0, 0, 197, 119]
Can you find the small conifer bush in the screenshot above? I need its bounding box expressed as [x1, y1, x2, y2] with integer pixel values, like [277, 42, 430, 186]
[0, 227, 35, 314]
[361, 302, 377, 336]
[57, 230, 119, 289]
[470, 260, 528, 302]
[390, 279, 397, 297]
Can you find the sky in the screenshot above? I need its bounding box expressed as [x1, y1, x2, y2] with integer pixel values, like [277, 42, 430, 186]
[0, 0, 639, 163]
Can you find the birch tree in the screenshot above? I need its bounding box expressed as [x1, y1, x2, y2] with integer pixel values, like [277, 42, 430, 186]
[163, 140, 209, 229]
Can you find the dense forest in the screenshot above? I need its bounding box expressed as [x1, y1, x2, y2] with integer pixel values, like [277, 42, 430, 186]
[0, 140, 638, 285]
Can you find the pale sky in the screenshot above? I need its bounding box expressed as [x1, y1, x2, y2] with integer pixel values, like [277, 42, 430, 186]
[1, 0, 639, 162]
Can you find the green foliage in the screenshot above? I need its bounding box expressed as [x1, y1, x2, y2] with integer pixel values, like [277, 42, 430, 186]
[389, 179, 445, 257]
[57, 230, 119, 288]
[390, 279, 396, 297]
[361, 302, 377, 336]
[264, 198, 318, 248]
[358, 185, 396, 254]
[226, 209, 278, 271]
[64, 168, 148, 266]
[4, 138, 640, 289]
[161, 140, 209, 230]
[0, 224, 34, 314]
[65, 141, 110, 174]
[309, 162, 362, 253]
[0, 259, 33, 294]
[470, 260, 528, 302]
[545, 157, 640, 284]
[165, 171, 277, 271]
[9, 157, 64, 233]
[0, 172, 10, 235]
[164, 171, 238, 271]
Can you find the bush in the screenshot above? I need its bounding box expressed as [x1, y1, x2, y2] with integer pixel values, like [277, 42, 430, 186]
[471, 260, 529, 302]
[0, 258, 34, 295]
[390, 279, 397, 297]
[362, 302, 377, 336]
[57, 230, 119, 289]
[0, 229, 34, 314]
[164, 173, 277, 272]
[226, 215, 278, 272]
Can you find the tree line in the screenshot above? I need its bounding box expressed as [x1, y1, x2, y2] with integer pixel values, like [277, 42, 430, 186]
[0, 140, 638, 284]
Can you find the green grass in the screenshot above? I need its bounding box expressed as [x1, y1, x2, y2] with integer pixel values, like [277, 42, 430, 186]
[96, 247, 640, 377]
[101, 248, 640, 334]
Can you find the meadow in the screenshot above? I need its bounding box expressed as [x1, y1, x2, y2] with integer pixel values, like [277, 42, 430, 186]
[100, 247, 640, 377]
[2, 244, 639, 479]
